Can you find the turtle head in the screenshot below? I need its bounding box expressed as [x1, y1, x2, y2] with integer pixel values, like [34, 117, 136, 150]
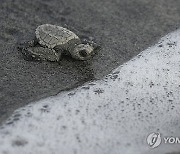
[71, 44, 94, 60]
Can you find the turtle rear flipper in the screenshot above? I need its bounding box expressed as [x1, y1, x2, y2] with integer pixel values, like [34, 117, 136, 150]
[17, 40, 37, 51]
[21, 47, 61, 62]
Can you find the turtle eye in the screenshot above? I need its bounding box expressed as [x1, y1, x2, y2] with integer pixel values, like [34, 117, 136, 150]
[79, 49, 88, 57]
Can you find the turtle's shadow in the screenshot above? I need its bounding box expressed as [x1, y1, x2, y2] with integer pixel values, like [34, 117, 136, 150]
[58, 55, 96, 83]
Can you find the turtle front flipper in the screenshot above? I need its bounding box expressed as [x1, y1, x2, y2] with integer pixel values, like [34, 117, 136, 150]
[21, 46, 61, 62]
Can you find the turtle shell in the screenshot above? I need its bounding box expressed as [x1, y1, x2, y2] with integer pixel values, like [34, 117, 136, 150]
[35, 24, 80, 49]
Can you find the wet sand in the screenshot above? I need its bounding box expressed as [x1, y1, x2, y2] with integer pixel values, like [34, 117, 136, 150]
[1, 29, 180, 154]
[1, 0, 180, 123]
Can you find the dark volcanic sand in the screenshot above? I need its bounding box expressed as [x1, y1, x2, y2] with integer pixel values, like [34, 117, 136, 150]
[1, 0, 180, 124]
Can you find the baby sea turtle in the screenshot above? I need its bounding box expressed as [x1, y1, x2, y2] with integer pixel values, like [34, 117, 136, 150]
[19, 24, 98, 61]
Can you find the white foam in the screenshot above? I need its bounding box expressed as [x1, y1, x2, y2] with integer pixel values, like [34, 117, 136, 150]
[0, 30, 180, 154]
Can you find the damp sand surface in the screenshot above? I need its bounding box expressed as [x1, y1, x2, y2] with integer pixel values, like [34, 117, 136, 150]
[1, 0, 180, 123]
[0, 28, 180, 154]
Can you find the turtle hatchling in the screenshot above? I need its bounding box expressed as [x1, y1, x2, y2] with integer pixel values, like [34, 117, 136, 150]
[19, 24, 98, 62]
